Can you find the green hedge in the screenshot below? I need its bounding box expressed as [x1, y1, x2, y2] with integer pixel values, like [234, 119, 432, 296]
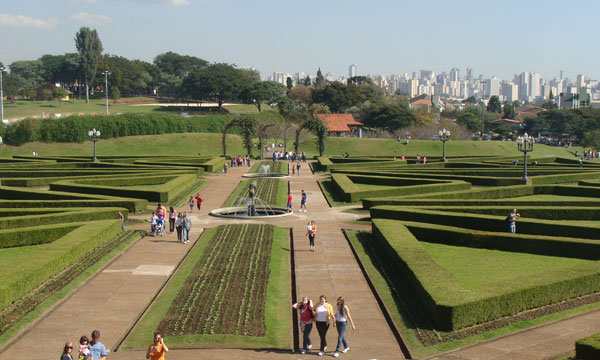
[0, 207, 128, 230]
[0, 220, 121, 311]
[0, 223, 80, 248]
[370, 206, 600, 240]
[2, 112, 280, 146]
[49, 173, 197, 203]
[371, 219, 600, 330]
[0, 187, 147, 212]
[331, 173, 471, 202]
[576, 333, 600, 360]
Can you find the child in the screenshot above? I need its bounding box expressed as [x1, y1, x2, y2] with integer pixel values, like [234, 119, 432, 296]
[79, 335, 91, 360]
[189, 196, 194, 212]
[150, 212, 157, 233]
[287, 192, 293, 212]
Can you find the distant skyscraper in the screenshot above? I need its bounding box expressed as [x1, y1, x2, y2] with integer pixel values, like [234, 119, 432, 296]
[466, 67, 473, 80]
[577, 74, 586, 88]
[529, 72, 541, 98]
[349, 64, 357, 78]
[450, 68, 460, 82]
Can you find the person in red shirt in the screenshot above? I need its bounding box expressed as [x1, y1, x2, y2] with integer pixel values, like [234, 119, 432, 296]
[287, 192, 293, 212]
[194, 193, 203, 211]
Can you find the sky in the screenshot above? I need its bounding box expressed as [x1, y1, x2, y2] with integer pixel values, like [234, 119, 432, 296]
[1, 0, 599, 82]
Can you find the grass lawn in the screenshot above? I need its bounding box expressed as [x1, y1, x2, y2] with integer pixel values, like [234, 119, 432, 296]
[122, 225, 291, 349]
[421, 242, 592, 290]
[223, 178, 288, 208]
[345, 229, 600, 358]
[318, 178, 361, 207]
[509, 195, 592, 201]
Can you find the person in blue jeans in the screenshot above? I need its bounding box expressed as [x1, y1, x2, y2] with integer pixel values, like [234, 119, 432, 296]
[182, 211, 192, 243]
[507, 208, 520, 233]
[333, 296, 355, 357]
[293, 297, 315, 354]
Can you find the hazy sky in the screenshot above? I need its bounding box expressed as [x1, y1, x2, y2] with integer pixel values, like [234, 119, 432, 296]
[1, 0, 598, 81]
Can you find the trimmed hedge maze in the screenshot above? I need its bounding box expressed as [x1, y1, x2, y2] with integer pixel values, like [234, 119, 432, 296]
[0, 154, 219, 342]
[323, 155, 600, 350]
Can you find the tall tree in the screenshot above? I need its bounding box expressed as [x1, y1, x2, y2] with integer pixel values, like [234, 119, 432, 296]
[8, 60, 44, 90]
[315, 68, 325, 87]
[153, 52, 208, 78]
[75, 27, 103, 103]
[286, 77, 293, 90]
[181, 63, 255, 112]
[241, 81, 286, 112]
[486, 95, 502, 113]
[502, 103, 516, 119]
[302, 75, 311, 87]
[288, 84, 312, 105]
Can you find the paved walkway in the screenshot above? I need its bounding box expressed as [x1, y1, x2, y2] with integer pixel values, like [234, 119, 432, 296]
[2, 160, 599, 359]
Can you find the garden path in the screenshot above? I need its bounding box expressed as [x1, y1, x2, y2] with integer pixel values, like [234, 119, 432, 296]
[3, 159, 598, 359]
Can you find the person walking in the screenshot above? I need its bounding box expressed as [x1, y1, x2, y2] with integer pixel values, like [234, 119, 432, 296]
[175, 212, 183, 243]
[168, 207, 176, 233]
[333, 296, 355, 357]
[188, 196, 194, 212]
[300, 189, 307, 212]
[287, 192, 293, 213]
[182, 211, 192, 244]
[506, 208, 520, 233]
[60, 342, 74, 360]
[307, 220, 316, 251]
[146, 332, 169, 360]
[89, 330, 107, 360]
[296, 162, 301, 176]
[195, 193, 203, 212]
[315, 295, 335, 356]
[293, 297, 315, 354]
[117, 211, 125, 231]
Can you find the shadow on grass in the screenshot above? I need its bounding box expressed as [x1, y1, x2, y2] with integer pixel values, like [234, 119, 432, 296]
[319, 179, 357, 207]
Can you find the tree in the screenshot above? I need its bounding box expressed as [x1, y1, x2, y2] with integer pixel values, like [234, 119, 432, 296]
[503, 103, 516, 119]
[347, 76, 373, 85]
[288, 84, 312, 105]
[456, 106, 484, 132]
[309, 103, 330, 115]
[303, 117, 328, 156]
[277, 96, 310, 153]
[181, 63, 255, 112]
[241, 81, 286, 112]
[302, 75, 311, 87]
[315, 68, 325, 87]
[221, 116, 256, 157]
[464, 96, 478, 104]
[110, 86, 120, 104]
[582, 129, 600, 151]
[75, 27, 103, 103]
[486, 95, 502, 113]
[52, 87, 68, 106]
[286, 77, 293, 90]
[542, 100, 558, 110]
[153, 52, 208, 78]
[9, 60, 44, 91]
[362, 103, 417, 133]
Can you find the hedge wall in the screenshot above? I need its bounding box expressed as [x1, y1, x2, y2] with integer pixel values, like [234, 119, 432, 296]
[0, 207, 128, 230]
[371, 219, 600, 330]
[0, 220, 121, 311]
[370, 206, 600, 240]
[576, 333, 600, 360]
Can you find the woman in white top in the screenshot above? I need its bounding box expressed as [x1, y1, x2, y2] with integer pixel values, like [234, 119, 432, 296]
[314, 295, 334, 356]
[333, 296, 355, 357]
[175, 212, 183, 243]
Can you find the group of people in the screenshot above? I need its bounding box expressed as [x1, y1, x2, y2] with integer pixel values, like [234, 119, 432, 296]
[188, 193, 203, 212]
[287, 189, 308, 213]
[415, 154, 427, 164]
[60, 330, 107, 360]
[272, 150, 307, 162]
[293, 295, 356, 357]
[230, 155, 251, 168]
[151, 203, 193, 243]
[291, 162, 302, 176]
[60, 331, 168, 360]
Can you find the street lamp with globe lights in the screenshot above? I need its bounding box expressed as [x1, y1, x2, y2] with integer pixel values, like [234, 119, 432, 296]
[438, 128, 451, 162]
[88, 128, 101, 162]
[517, 133, 534, 183]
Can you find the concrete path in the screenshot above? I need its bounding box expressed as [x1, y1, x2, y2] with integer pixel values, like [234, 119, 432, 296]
[2, 159, 599, 360]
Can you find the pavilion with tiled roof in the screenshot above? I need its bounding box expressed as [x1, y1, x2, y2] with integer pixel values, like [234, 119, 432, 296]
[316, 113, 363, 137]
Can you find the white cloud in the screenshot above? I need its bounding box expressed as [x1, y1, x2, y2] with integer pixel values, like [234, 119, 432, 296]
[0, 13, 59, 29]
[69, 12, 112, 26]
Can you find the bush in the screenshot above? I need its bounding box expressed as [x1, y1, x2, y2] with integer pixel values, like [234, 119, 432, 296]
[576, 332, 600, 360]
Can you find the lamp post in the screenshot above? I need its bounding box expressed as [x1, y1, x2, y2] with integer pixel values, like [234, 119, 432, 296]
[88, 128, 101, 162]
[102, 70, 110, 116]
[0, 65, 6, 124]
[438, 128, 451, 162]
[517, 133, 534, 183]
[0, 135, 3, 151]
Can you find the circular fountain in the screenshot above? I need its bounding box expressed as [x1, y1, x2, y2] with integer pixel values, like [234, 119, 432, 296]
[209, 181, 291, 219]
[243, 164, 288, 178]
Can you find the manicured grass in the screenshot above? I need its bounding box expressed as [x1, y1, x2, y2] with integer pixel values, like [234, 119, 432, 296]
[122, 225, 291, 349]
[345, 229, 600, 358]
[0, 132, 582, 160]
[510, 195, 590, 201]
[421, 242, 592, 290]
[2, 98, 160, 119]
[318, 179, 361, 207]
[223, 178, 288, 208]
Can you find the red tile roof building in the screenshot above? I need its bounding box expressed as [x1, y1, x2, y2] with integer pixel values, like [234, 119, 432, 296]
[316, 114, 363, 136]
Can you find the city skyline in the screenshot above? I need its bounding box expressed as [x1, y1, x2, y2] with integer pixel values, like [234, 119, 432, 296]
[1, 0, 599, 81]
